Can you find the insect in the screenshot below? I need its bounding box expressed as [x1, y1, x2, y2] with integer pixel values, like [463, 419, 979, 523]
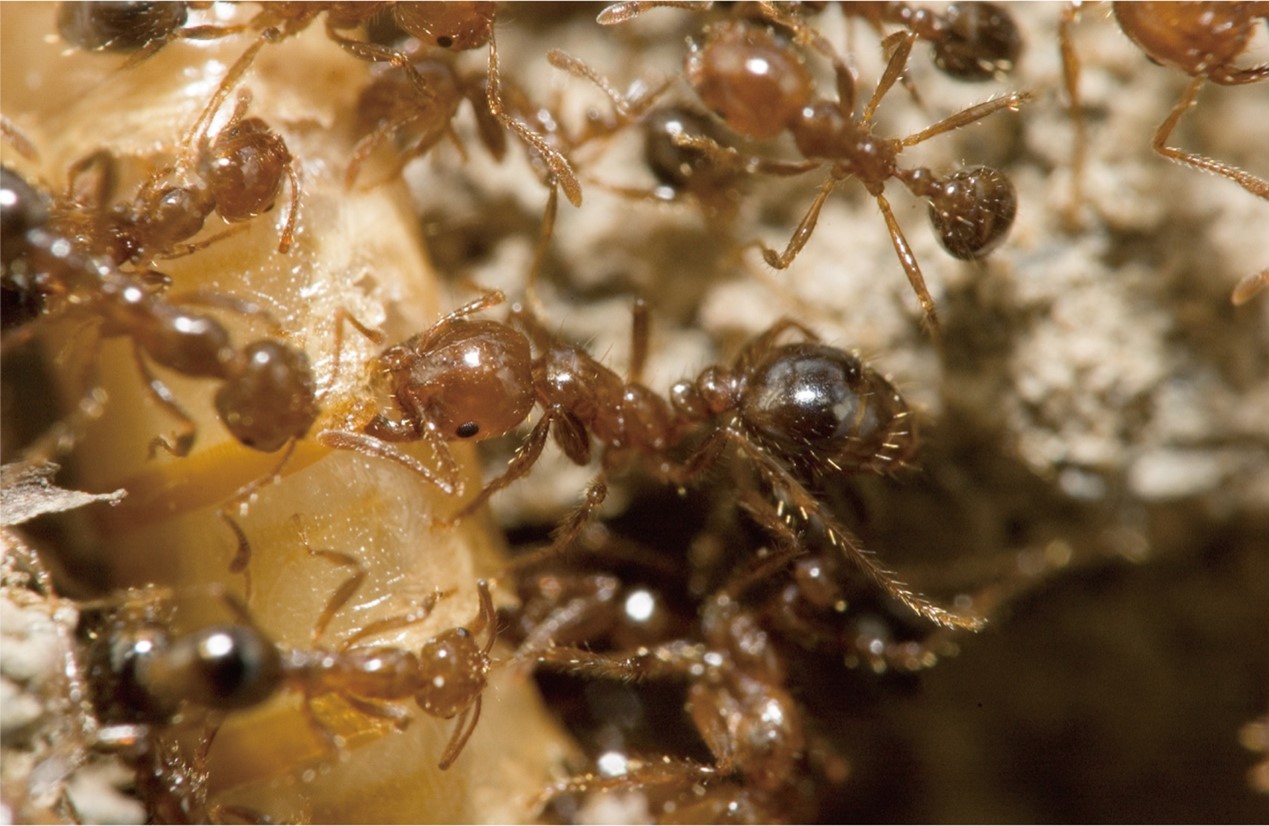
[600, 8, 1030, 330]
[54, 28, 301, 263]
[841, 1, 1023, 82]
[344, 55, 508, 189]
[1061, 2, 1269, 302]
[78, 560, 498, 773]
[1, 164, 318, 467]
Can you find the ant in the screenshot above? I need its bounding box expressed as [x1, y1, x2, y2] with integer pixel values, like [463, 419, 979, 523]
[344, 55, 508, 189]
[78, 558, 498, 773]
[1060, 2, 1269, 302]
[52, 28, 301, 263]
[2, 164, 318, 470]
[599, 6, 1030, 330]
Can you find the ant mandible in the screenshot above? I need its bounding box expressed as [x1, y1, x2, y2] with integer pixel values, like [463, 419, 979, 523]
[601, 5, 1031, 330]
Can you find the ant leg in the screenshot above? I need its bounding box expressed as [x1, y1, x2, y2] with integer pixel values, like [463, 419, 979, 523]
[596, 1, 712, 26]
[525, 185, 558, 318]
[343, 695, 413, 731]
[485, 29, 582, 207]
[135, 347, 197, 457]
[437, 695, 481, 770]
[1059, 2, 1086, 226]
[218, 512, 254, 601]
[0, 114, 39, 161]
[337, 591, 446, 650]
[628, 299, 650, 385]
[326, 307, 385, 399]
[181, 29, 277, 148]
[863, 31, 917, 124]
[732, 318, 823, 377]
[874, 191, 940, 333]
[1232, 268, 1269, 306]
[726, 429, 985, 631]
[760, 177, 839, 270]
[158, 224, 252, 260]
[535, 640, 700, 682]
[293, 514, 366, 644]
[471, 580, 497, 655]
[317, 429, 460, 497]
[276, 159, 301, 253]
[443, 413, 554, 525]
[900, 91, 1032, 148]
[344, 113, 431, 190]
[671, 133, 820, 178]
[546, 49, 669, 127]
[1153, 77, 1269, 199]
[167, 288, 281, 334]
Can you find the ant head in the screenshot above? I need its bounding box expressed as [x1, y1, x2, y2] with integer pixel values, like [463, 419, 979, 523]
[926, 166, 1017, 260]
[215, 340, 318, 452]
[205, 116, 292, 224]
[394, 2, 495, 51]
[390, 320, 534, 443]
[739, 343, 917, 473]
[686, 20, 814, 141]
[931, 3, 1023, 81]
[139, 624, 283, 712]
[414, 627, 488, 719]
[57, 1, 188, 53]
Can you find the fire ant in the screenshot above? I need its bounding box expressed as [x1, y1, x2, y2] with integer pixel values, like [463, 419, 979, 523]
[599, 6, 1030, 329]
[52, 28, 301, 263]
[78, 558, 498, 773]
[2, 165, 318, 465]
[1061, 2, 1269, 302]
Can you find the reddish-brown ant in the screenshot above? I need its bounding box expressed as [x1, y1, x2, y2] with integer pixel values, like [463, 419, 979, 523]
[524, 536, 840, 823]
[598, 7, 1030, 329]
[2, 165, 318, 463]
[841, 2, 1023, 82]
[53, 28, 302, 262]
[78, 562, 498, 773]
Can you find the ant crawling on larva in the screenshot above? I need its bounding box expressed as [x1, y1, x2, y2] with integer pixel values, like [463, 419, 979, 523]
[62, 27, 301, 261]
[79, 538, 497, 777]
[597, 3, 1031, 331]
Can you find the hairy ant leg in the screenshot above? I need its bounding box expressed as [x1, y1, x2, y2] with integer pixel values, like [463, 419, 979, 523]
[1151, 75, 1269, 199]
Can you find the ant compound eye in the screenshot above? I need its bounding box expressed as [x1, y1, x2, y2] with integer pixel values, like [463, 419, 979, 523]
[456, 422, 480, 439]
[927, 166, 1017, 260]
[436, 35, 454, 48]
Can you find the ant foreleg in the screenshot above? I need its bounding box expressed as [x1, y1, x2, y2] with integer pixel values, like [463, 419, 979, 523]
[900, 91, 1032, 148]
[1153, 77, 1269, 199]
[760, 176, 839, 270]
[437, 695, 481, 770]
[443, 413, 555, 525]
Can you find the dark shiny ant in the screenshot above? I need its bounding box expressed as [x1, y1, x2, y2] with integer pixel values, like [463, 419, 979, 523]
[79, 562, 498, 773]
[600, 7, 1030, 330]
[53, 29, 301, 263]
[57, 2, 247, 62]
[1061, 2, 1268, 302]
